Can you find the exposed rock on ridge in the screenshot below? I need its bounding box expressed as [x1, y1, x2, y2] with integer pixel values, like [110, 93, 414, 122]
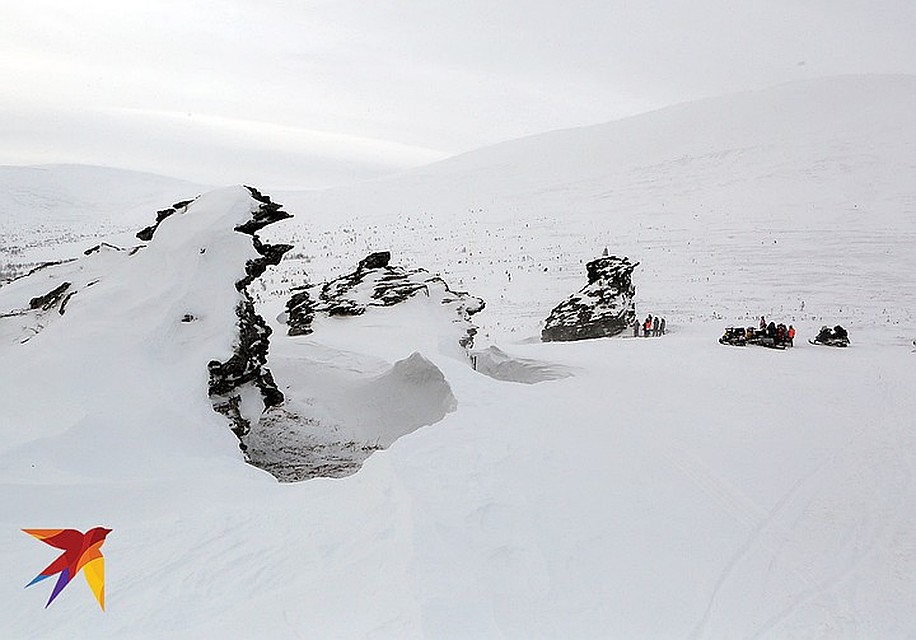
[285, 250, 484, 349]
[207, 188, 293, 449]
[136, 197, 197, 241]
[0, 246, 130, 344]
[245, 251, 483, 482]
[28, 281, 72, 313]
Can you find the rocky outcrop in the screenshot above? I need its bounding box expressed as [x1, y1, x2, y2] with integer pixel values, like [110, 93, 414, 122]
[83, 242, 124, 256]
[358, 250, 391, 271]
[29, 282, 72, 312]
[235, 186, 291, 235]
[258, 252, 480, 482]
[207, 190, 292, 449]
[136, 198, 197, 241]
[207, 300, 285, 444]
[541, 256, 638, 342]
[285, 251, 484, 348]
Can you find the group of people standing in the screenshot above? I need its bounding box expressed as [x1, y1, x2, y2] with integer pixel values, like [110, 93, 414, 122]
[758, 315, 795, 346]
[635, 314, 666, 337]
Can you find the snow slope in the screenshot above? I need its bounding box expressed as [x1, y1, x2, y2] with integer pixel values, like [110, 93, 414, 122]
[0, 164, 206, 280]
[266, 74, 916, 342]
[1, 75, 915, 638]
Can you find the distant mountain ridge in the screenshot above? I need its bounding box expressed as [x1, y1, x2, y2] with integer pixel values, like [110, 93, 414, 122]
[415, 74, 916, 173]
[288, 74, 916, 215]
[0, 163, 206, 226]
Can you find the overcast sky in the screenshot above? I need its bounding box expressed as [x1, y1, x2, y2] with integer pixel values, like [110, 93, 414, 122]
[2, 1, 915, 189]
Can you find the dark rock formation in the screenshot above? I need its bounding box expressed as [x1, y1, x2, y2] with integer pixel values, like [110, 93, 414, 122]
[235, 186, 292, 235]
[29, 282, 72, 312]
[239, 236, 293, 292]
[541, 256, 638, 342]
[136, 198, 197, 241]
[83, 242, 124, 256]
[285, 287, 315, 336]
[206, 190, 292, 450]
[284, 251, 484, 348]
[207, 300, 284, 445]
[59, 292, 76, 315]
[358, 251, 391, 271]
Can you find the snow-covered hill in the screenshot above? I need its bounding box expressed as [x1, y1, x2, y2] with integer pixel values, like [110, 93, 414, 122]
[1, 76, 915, 638]
[0, 164, 205, 281]
[267, 74, 916, 342]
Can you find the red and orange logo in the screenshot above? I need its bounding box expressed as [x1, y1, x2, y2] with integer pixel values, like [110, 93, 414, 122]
[23, 528, 111, 610]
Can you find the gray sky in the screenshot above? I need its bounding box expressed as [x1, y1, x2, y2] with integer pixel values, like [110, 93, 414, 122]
[2, 0, 915, 189]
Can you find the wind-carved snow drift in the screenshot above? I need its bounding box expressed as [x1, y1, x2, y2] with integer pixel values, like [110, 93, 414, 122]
[247, 351, 457, 481]
[241, 251, 483, 482]
[469, 345, 574, 384]
[542, 256, 638, 342]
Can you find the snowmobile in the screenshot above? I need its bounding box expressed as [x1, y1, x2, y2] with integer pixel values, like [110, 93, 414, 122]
[809, 325, 850, 348]
[719, 327, 748, 346]
[719, 326, 789, 350]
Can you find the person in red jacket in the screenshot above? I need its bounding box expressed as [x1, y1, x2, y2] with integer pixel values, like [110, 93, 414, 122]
[787, 325, 796, 347]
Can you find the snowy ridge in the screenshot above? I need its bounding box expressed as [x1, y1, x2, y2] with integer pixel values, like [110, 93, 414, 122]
[0, 187, 278, 474]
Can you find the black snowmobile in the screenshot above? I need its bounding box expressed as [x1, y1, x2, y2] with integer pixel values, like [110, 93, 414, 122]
[809, 325, 850, 348]
[718, 326, 748, 346]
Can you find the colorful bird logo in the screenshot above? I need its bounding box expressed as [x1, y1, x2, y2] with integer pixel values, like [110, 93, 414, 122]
[23, 527, 112, 610]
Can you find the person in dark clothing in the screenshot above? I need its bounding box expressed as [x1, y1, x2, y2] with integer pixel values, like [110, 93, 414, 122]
[652, 316, 660, 337]
[660, 318, 666, 335]
[833, 325, 848, 340]
[759, 316, 767, 331]
[767, 321, 777, 338]
[817, 326, 832, 342]
[634, 319, 640, 337]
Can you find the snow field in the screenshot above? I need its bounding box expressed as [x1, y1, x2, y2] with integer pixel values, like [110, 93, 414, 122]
[1, 76, 915, 637]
